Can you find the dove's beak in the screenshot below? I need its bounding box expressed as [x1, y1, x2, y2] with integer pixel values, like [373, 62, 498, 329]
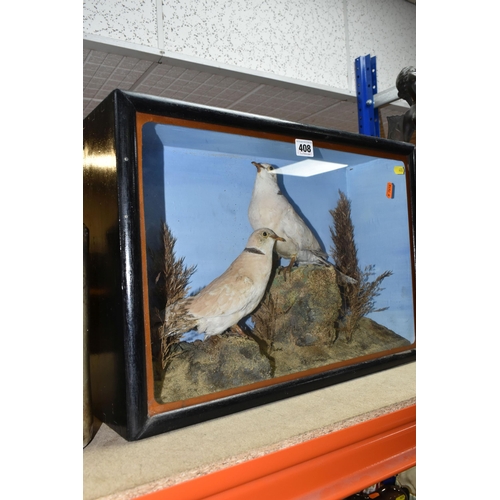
[272, 234, 286, 242]
[252, 161, 262, 172]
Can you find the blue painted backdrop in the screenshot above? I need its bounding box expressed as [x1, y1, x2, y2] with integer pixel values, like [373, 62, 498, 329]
[142, 123, 415, 342]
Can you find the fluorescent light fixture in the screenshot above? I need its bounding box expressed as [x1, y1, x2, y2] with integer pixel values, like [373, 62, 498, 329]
[270, 159, 348, 177]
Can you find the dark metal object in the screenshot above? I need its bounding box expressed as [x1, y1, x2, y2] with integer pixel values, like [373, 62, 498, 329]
[376, 484, 409, 499]
[343, 483, 409, 499]
[388, 66, 416, 143]
[83, 90, 416, 441]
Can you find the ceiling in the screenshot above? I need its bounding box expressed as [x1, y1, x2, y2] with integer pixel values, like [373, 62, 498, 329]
[83, 47, 411, 139]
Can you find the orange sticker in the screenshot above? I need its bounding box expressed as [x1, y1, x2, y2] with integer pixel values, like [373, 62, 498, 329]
[386, 182, 393, 198]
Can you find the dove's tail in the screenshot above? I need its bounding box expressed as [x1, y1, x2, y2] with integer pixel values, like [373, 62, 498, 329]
[296, 250, 358, 284]
[310, 251, 358, 284]
[335, 270, 358, 285]
[315, 253, 333, 267]
[317, 259, 357, 285]
[297, 249, 332, 267]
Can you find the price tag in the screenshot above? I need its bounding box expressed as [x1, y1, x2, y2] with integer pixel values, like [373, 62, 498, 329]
[295, 139, 314, 157]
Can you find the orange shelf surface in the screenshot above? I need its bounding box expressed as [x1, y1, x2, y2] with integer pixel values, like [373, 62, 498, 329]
[138, 404, 416, 500]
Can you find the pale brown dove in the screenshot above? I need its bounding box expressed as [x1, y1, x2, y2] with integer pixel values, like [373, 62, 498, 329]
[248, 161, 356, 283]
[163, 228, 285, 339]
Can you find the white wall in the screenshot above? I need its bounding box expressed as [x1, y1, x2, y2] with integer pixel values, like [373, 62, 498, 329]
[83, 0, 415, 97]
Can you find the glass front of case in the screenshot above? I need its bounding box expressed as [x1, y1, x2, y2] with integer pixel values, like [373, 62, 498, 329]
[136, 114, 415, 416]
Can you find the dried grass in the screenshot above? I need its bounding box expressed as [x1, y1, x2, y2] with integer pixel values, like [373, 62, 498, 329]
[329, 191, 393, 342]
[148, 221, 196, 369]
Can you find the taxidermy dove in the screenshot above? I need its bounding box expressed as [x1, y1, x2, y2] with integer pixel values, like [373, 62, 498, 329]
[248, 161, 356, 283]
[163, 228, 285, 339]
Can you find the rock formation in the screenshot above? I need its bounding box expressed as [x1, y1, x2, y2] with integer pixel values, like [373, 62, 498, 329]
[155, 265, 411, 403]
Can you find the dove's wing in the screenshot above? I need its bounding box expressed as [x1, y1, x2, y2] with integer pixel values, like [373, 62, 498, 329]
[188, 262, 261, 320]
[281, 206, 322, 252]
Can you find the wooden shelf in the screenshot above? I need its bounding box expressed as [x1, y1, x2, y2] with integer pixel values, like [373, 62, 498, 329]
[83, 362, 415, 500]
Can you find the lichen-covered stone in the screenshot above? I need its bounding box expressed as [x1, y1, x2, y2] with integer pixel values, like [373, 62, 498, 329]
[333, 317, 411, 358]
[157, 334, 272, 402]
[250, 265, 411, 377]
[155, 265, 412, 402]
[252, 265, 342, 347]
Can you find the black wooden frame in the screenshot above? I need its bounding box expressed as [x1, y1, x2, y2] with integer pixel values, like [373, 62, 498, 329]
[83, 89, 416, 441]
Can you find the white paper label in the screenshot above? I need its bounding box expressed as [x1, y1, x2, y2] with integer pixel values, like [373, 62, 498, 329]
[295, 139, 314, 157]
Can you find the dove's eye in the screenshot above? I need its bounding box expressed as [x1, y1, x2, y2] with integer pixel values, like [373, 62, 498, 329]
[262, 231, 268, 237]
[268, 166, 274, 171]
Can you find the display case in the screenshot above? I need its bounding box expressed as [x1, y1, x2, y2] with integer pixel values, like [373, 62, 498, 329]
[83, 89, 415, 440]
